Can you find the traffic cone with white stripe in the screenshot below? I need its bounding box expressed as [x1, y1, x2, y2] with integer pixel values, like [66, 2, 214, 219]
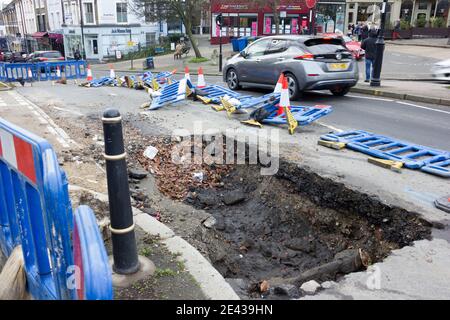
[197, 67, 206, 88]
[279, 76, 298, 134]
[278, 76, 290, 115]
[86, 65, 93, 81]
[109, 64, 116, 79]
[28, 68, 33, 86]
[56, 66, 61, 78]
[184, 66, 190, 81]
[274, 73, 284, 93]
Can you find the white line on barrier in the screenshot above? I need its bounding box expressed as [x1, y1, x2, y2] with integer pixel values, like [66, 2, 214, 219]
[395, 101, 450, 115]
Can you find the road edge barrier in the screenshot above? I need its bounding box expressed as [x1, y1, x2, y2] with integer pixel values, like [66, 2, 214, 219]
[0, 117, 112, 299]
[0, 61, 88, 83]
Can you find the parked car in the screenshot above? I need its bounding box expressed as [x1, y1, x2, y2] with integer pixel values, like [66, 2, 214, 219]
[6, 52, 28, 63]
[0, 51, 4, 62]
[27, 50, 65, 63]
[431, 59, 450, 82]
[223, 35, 359, 99]
[323, 33, 365, 60]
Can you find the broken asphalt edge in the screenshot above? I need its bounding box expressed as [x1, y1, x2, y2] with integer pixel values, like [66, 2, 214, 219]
[350, 86, 450, 107]
[68, 185, 240, 300]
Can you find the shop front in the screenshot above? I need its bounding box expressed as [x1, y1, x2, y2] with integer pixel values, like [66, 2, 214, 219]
[210, 0, 311, 44]
[315, 0, 346, 34]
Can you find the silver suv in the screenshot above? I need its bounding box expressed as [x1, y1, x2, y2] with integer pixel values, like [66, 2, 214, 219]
[223, 35, 359, 99]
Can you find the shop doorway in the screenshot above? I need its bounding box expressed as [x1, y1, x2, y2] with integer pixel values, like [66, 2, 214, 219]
[86, 36, 99, 59]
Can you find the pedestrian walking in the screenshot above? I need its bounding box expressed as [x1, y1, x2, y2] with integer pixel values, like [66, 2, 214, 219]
[392, 20, 401, 40]
[355, 23, 362, 41]
[361, 30, 377, 83]
[361, 23, 369, 40]
[74, 48, 81, 61]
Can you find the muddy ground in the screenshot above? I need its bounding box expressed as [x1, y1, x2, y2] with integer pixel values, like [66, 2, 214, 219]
[56, 111, 433, 300]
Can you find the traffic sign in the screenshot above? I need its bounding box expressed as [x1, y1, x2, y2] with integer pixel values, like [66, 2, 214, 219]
[306, 0, 316, 9]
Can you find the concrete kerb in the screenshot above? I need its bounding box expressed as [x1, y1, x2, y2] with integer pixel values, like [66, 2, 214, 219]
[68, 185, 240, 300]
[350, 86, 450, 107]
[386, 41, 450, 49]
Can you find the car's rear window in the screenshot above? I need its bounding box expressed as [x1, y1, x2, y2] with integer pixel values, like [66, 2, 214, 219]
[43, 52, 62, 58]
[304, 38, 347, 54]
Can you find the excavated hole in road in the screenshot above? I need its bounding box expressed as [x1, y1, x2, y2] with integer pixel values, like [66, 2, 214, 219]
[176, 136, 433, 299]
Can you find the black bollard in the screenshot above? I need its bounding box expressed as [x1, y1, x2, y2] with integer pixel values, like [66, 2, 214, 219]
[102, 109, 140, 275]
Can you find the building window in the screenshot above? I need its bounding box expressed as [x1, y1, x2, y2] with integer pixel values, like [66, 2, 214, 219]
[349, 4, 355, 9]
[84, 3, 94, 24]
[117, 2, 128, 23]
[418, 1, 428, 10]
[146, 32, 156, 46]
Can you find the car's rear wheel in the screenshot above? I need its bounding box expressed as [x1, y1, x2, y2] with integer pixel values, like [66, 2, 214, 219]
[226, 69, 241, 90]
[330, 86, 351, 96]
[285, 73, 301, 100]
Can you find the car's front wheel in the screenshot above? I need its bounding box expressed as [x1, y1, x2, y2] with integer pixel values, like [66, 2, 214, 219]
[285, 73, 301, 100]
[226, 69, 241, 90]
[330, 86, 351, 96]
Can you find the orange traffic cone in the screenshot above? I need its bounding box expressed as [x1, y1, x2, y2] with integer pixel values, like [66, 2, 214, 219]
[184, 66, 190, 81]
[109, 64, 116, 79]
[86, 65, 93, 81]
[274, 73, 284, 93]
[28, 68, 33, 86]
[278, 76, 290, 116]
[197, 67, 206, 88]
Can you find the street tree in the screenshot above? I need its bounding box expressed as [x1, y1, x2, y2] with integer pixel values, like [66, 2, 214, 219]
[130, 0, 205, 58]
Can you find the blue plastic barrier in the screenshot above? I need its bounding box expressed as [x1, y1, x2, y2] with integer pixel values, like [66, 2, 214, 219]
[197, 85, 253, 104]
[421, 157, 450, 178]
[0, 61, 87, 82]
[150, 78, 193, 110]
[346, 136, 449, 169]
[320, 130, 373, 143]
[319, 130, 450, 177]
[238, 93, 281, 109]
[0, 117, 112, 299]
[259, 104, 333, 126]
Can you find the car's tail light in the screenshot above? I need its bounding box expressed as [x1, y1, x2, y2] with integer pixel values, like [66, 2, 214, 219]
[294, 53, 315, 61]
[58, 57, 65, 60]
[39, 57, 48, 61]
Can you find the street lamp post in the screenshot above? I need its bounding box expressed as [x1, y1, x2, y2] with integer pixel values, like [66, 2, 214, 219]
[79, 0, 86, 60]
[370, 0, 388, 87]
[216, 14, 223, 72]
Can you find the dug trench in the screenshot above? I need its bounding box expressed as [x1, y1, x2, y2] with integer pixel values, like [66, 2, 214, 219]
[127, 132, 432, 300]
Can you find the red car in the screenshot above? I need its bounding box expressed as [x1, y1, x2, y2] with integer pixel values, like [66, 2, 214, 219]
[322, 33, 365, 60]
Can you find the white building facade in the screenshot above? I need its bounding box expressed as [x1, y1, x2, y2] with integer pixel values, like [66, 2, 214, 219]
[61, 0, 167, 61]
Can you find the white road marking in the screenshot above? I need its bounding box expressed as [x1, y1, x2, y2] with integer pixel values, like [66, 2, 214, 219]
[316, 121, 343, 133]
[7, 91, 79, 148]
[346, 94, 394, 102]
[395, 101, 450, 115]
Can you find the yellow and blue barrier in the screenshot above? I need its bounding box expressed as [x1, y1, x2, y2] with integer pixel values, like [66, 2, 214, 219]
[0, 117, 112, 299]
[0, 61, 87, 82]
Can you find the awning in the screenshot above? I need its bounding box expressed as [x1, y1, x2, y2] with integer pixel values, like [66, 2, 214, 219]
[32, 32, 48, 38]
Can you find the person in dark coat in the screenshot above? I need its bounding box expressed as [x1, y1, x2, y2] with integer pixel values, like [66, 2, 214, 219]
[361, 24, 369, 40]
[361, 30, 378, 82]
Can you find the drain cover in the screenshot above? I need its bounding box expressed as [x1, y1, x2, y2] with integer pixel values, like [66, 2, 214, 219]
[435, 196, 450, 213]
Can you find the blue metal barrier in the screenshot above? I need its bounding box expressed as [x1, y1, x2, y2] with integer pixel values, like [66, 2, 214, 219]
[0, 117, 112, 299]
[198, 85, 253, 104]
[0, 61, 87, 82]
[260, 104, 333, 126]
[150, 78, 193, 110]
[319, 130, 450, 177]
